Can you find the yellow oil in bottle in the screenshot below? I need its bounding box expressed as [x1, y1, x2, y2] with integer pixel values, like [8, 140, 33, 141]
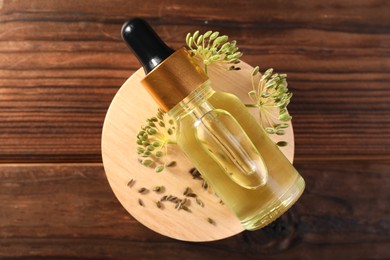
[171, 84, 305, 230]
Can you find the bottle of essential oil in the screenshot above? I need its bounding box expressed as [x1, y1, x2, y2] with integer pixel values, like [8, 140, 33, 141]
[122, 18, 305, 230]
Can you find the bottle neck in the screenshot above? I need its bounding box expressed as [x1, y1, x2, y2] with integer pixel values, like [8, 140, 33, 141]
[168, 81, 215, 121]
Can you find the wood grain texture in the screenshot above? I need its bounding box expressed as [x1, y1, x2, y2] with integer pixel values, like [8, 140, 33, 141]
[0, 0, 389, 162]
[0, 0, 389, 258]
[1, 162, 389, 258]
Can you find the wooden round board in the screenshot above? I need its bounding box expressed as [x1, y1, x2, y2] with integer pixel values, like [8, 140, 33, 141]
[101, 61, 295, 242]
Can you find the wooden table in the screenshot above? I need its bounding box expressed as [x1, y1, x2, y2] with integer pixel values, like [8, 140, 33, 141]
[1, 0, 389, 258]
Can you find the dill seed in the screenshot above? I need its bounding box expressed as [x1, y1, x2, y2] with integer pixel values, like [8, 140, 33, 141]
[186, 192, 197, 198]
[183, 187, 191, 196]
[207, 217, 216, 225]
[141, 159, 153, 167]
[265, 127, 275, 134]
[138, 187, 149, 194]
[155, 151, 164, 157]
[180, 205, 191, 212]
[156, 201, 163, 209]
[127, 179, 135, 188]
[153, 186, 165, 193]
[147, 128, 157, 135]
[157, 111, 163, 120]
[160, 195, 168, 201]
[195, 198, 204, 207]
[175, 202, 190, 212]
[276, 141, 288, 147]
[189, 168, 203, 180]
[277, 123, 289, 129]
[170, 197, 181, 204]
[202, 180, 208, 190]
[166, 195, 180, 203]
[166, 161, 176, 167]
[183, 187, 197, 197]
[219, 200, 225, 205]
[155, 165, 165, 173]
[138, 199, 144, 207]
[152, 141, 161, 147]
[276, 129, 285, 135]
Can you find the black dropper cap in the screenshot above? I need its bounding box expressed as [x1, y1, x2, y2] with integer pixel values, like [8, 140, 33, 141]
[121, 18, 175, 74]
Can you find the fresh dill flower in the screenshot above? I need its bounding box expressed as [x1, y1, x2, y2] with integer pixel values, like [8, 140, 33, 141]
[136, 109, 177, 172]
[247, 67, 292, 138]
[185, 30, 242, 75]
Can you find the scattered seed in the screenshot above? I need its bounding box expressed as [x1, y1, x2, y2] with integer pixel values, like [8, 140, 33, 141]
[189, 168, 203, 180]
[138, 187, 149, 194]
[276, 141, 288, 147]
[196, 198, 204, 207]
[166, 161, 177, 167]
[207, 217, 216, 225]
[183, 187, 197, 198]
[156, 201, 163, 209]
[138, 199, 144, 207]
[183, 187, 191, 196]
[153, 186, 165, 193]
[175, 201, 182, 210]
[202, 180, 209, 190]
[160, 195, 168, 201]
[166, 195, 180, 203]
[180, 205, 191, 213]
[219, 200, 225, 205]
[127, 179, 135, 188]
[186, 192, 197, 198]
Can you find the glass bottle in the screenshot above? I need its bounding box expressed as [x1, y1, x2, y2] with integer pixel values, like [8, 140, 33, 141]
[122, 18, 305, 230]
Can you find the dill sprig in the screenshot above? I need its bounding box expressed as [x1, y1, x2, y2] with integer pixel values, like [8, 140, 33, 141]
[136, 109, 177, 172]
[185, 30, 242, 75]
[247, 67, 292, 139]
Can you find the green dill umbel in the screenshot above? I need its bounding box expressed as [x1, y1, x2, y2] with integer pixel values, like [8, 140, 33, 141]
[247, 67, 292, 142]
[136, 109, 177, 172]
[186, 30, 242, 75]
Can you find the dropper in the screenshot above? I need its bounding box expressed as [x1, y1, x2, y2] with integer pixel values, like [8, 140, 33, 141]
[121, 18, 174, 74]
[121, 18, 208, 112]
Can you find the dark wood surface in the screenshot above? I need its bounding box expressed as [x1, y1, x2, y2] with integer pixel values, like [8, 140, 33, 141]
[1, 0, 389, 258]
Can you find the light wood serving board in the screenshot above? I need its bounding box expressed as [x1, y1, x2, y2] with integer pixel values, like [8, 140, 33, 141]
[101, 61, 295, 242]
